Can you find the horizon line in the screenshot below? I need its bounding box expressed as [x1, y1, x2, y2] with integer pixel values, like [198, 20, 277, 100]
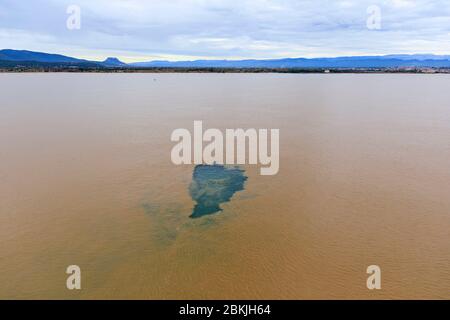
[2, 48, 450, 64]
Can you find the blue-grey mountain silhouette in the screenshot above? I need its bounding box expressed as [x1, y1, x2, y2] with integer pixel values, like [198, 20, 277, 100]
[3, 49, 450, 69]
[102, 57, 127, 67]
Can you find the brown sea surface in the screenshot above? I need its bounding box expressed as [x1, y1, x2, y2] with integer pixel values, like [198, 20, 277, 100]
[0, 73, 449, 299]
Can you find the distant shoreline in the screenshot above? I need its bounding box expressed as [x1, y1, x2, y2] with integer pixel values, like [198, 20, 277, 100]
[3, 50, 450, 73]
[1, 67, 450, 74]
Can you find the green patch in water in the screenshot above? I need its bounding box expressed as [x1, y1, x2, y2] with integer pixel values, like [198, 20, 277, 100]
[189, 164, 247, 218]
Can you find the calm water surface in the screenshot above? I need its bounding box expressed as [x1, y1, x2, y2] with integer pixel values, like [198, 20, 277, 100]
[0, 73, 449, 299]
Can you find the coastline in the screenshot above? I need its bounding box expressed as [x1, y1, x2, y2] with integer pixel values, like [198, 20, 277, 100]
[1, 67, 450, 74]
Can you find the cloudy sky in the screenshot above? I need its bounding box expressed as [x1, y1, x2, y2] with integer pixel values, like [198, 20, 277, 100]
[0, 0, 450, 62]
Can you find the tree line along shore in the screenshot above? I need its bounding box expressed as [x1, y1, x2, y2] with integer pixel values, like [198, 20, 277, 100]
[1, 66, 450, 73]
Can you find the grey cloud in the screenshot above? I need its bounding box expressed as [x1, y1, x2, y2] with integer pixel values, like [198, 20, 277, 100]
[0, 0, 449, 61]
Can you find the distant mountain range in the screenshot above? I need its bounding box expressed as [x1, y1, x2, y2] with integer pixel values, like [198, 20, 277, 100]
[2, 49, 450, 69]
[130, 55, 450, 68]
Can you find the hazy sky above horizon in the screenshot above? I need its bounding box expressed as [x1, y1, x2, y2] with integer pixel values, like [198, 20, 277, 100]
[1, 0, 450, 62]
